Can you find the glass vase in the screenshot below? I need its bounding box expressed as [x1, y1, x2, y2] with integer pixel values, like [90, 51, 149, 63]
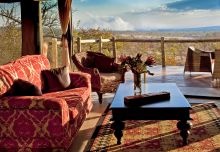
[133, 72, 142, 95]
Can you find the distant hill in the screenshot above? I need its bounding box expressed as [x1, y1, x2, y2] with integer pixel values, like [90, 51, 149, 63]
[137, 26, 220, 32]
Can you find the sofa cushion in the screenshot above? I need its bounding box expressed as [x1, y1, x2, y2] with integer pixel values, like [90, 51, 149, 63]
[94, 54, 115, 73]
[41, 66, 71, 93]
[3, 79, 42, 96]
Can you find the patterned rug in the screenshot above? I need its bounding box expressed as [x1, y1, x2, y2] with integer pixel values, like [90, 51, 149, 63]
[86, 103, 220, 152]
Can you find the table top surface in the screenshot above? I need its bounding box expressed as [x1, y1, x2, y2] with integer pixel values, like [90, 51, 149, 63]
[110, 83, 191, 109]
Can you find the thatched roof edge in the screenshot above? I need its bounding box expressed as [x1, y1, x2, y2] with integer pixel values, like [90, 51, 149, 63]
[0, 0, 47, 3]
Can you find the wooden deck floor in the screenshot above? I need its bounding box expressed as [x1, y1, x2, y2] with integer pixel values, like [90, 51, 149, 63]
[132, 66, 220, 98]
[147, 66, 213, 87]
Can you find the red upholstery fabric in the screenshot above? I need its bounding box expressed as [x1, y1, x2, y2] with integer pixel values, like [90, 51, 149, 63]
[0, 55, 92, 151]
[43, 87, 92, 123]
[0, 55, 49, 95]
[0, 60, 29, 95]
[18, 55, 50, 90]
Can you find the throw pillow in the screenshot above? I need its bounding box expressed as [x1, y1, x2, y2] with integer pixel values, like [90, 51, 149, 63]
[41, 66, 71, 93]
[3, 79, 42, 96]
[94, 54, 115, 73]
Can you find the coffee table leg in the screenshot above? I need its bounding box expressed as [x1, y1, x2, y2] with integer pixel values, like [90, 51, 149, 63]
[177, 120, 192, 146]
[111, 120, 125, 145]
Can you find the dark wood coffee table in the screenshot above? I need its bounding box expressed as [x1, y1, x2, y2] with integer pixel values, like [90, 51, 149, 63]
[110, 83, 192, 146]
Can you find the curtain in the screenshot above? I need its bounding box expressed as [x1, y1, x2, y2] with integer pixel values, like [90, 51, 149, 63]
[58, 0, 72, 67]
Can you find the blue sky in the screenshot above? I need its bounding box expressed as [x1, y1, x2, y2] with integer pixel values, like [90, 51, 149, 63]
[73, 0, 220, 31]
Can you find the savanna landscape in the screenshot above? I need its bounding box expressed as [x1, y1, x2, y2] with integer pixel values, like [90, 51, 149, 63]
[1, 2, 220, 67]
[1, 25, 220, 66]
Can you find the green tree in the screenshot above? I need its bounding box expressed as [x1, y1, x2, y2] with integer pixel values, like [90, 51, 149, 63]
[0, 2, 59, 64]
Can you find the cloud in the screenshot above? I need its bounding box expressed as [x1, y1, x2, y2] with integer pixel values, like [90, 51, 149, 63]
[81, 15, 135, 31]
[120, 8, 220, 30]
[125, 6, 174, 16]
[73, 0, 220, 31]
[166, 0, 220, 11]
[75, 9, 220, 31]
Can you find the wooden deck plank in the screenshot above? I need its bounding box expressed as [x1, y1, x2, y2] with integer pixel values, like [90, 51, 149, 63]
[125, 66, 220, 98]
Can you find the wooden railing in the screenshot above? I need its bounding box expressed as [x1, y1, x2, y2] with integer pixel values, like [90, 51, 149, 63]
[46, 37, 220, 68]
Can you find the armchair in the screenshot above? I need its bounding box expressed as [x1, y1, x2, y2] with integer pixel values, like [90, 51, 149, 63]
[184, 46, 212, 74]
[72, 51, 126, 103]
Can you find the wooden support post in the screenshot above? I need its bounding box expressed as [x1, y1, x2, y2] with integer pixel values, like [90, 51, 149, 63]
[77, 37, 81, 52]
[161, 37, 165, 67]
[99, 36, 103, 53]
[112, 36, 117, 61]
[21, 0, 42, 55]
[51, 38, 58, 68]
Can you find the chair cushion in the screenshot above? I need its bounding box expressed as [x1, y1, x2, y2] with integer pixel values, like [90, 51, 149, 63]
[100, 72, 122, 84]
[3, 79, 42, 96]
[100, 72, 122, 92]
[94, 54, 115, 73]
[41, 66, 71, 93]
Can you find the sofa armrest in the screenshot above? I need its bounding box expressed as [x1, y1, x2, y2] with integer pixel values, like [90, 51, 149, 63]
[73, 69, 102, 91]
[69, 72, 92, 89]
[0, 96, 69, 125]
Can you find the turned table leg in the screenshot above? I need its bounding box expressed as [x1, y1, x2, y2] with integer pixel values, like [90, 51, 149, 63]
[177, 120, 192, 146]
[111, 120, 125, 145]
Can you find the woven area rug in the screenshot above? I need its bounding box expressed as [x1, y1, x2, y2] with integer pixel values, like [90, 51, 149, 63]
[86, 103, 220, 152]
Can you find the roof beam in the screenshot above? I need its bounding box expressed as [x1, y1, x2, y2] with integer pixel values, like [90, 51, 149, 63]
[0, 0, 20, 3]
[0, 0, 48, 3]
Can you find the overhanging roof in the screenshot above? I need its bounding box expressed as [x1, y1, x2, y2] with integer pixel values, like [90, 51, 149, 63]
[0, 0, 20, 2]
[0, 0, 47, 3]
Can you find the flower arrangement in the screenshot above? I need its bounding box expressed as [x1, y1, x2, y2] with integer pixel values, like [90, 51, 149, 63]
[118, 53, 155, 75]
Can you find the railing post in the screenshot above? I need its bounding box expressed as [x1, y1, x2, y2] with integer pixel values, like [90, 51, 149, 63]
[51, 38, 58, 68]
[77, 37, 81, 52]
[112, 36, 117, 61]
[99, 36, 103, 53]
[161, 37, 165, 67]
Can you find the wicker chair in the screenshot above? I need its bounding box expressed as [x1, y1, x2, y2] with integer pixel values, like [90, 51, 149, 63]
[212, 49, 220, 80]
[184, 46, 212, 74]
[72, 51, 126, 104]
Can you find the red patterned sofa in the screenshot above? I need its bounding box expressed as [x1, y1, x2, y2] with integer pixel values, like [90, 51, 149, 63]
[0, 55, 92, 151]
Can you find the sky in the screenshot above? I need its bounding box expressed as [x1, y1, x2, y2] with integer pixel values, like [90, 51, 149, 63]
[73, 0, 220, 31]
